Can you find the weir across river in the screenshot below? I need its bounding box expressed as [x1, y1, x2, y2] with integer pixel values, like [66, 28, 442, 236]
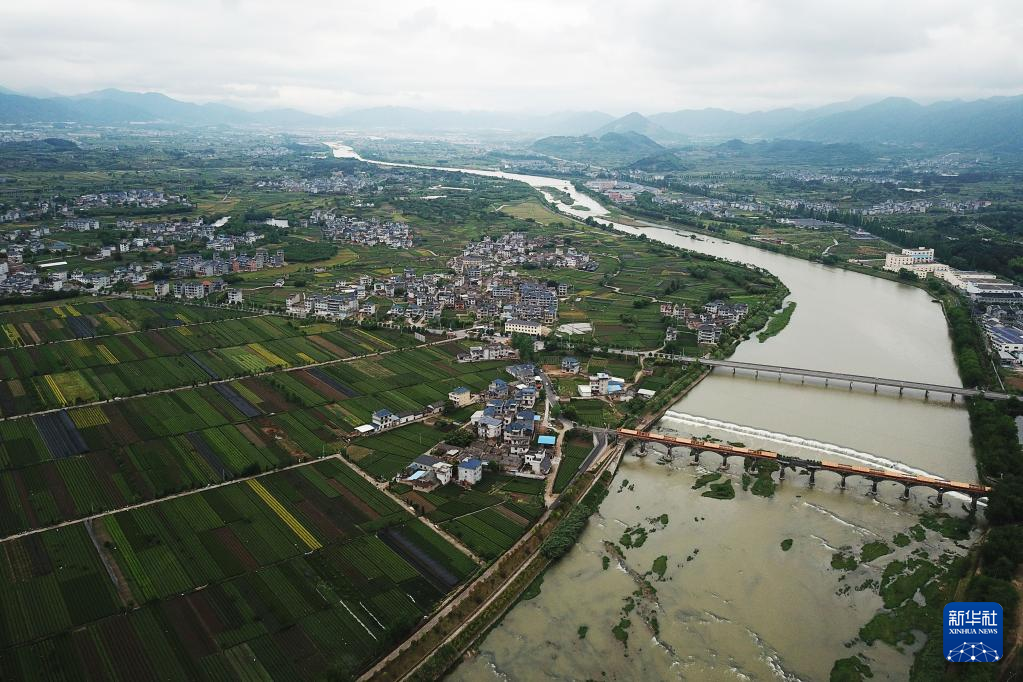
[607, 428, 992, 509]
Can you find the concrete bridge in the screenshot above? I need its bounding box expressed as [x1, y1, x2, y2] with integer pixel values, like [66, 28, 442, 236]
[647, 353, 1013, 401]
[613, 428, 991, 510]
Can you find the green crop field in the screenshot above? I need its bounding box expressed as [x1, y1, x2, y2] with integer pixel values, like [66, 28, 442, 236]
[0, 459, 477, 681]
[552, 432, 595, 494]
[0, 307, 419, 417]
[398, 475, 545, 561]
[0, 330, 514, 535]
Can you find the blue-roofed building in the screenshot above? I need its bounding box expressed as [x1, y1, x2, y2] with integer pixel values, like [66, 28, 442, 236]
[447, 386, 474, 407]
[372, 409, 398, 429]
[561, 356, 580, 374]
[537, 434, 557, 447]
[477, 415, 504, 439]
[458, 457, 484, 486]
[489, 378, 509, 397]
[984, 321, 1023, 353]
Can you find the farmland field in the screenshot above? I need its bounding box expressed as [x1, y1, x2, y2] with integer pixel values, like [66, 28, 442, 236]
[0, 332, 511, 536]
[0, 298, 250, 349]
[0, 304, 419, 417]
[0, 458, 478, 681]
[398, 475, 545, 561]
[552, 430, 595, 494]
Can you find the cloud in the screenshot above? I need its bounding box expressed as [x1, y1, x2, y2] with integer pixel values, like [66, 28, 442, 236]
[0, 0, 1020, 114]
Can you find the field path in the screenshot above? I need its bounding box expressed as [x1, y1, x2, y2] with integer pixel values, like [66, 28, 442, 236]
[0, 455, 335, 544]
[85, 517, 136, 607]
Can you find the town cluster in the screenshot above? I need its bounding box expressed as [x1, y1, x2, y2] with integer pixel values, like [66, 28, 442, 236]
[255, 172, 369, 195]
[73, 189, 188, 210]
[661, 299, 750, 345]
[312, 211, 413, 249]
[381, 366, 557, 491]
[283, 264, 567, 332]
[450, 233, 597, 273]
[881, 246, 1023, 368]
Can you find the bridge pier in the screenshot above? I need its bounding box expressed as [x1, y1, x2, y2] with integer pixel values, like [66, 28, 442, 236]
[874, 383, 878, 393]
[755, 370, 759, 379]
[638, 442, 647, 457]
[899, 386, 903, 396]
[778, 464, 785, 480]
[935, 490, 945, 506]
[801, 375, 805, 385]
[839, 474, 848, 490]
[690, 448, 701, 465]
[900, 484, 912, 501]
[868, 478, 880, 496]
[808, 468, 817, 487]
[719, 455, 731, 470]
[925, 390, 929, 399]
[849, 381, 853, 390]
[969, 496, 979, 513]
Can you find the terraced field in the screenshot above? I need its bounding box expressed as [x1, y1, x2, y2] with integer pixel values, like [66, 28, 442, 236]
[0, 459, 478, 681]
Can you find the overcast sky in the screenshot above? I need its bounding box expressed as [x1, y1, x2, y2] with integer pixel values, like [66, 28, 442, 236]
[2, 0, 1022, 114]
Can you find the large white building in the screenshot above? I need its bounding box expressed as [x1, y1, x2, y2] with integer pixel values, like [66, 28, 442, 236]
[883, 247, 949, 278]
[505, 319, 545, 336]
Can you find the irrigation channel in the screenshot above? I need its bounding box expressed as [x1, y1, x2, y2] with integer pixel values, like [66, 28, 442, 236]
[327, 142, 977, 680]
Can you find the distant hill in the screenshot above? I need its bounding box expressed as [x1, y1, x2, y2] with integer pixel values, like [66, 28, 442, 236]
[0, 89, 326, 127]
[782, 96, 1023, 152]
[629, 151, 687, 171]
[531, 131, 665, 165]
[706, 139, 876, 165]
[591, 112, 679, 143]
[0, 86, 1020, 152]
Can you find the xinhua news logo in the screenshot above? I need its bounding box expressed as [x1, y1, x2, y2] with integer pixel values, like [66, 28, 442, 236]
[943, 602, 1002, 663]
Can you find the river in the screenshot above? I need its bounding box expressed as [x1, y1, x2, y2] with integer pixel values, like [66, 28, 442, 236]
[327, 142, 976, 680]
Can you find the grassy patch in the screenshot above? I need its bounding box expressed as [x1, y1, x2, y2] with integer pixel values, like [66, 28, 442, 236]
[831, 550, 858, 571]
[757, 301, 797, 342]
[702, 479, 735, 500]
[651, 555, 668, 580]
[781, 538, 793, 551]
[919, 512, 972, 541]
[860, 541, 893, 564]
[692, 472, 721, 489]
[830, 655, 874, 681]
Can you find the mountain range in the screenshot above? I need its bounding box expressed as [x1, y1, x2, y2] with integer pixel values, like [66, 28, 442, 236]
[1, 87, 1020, 152]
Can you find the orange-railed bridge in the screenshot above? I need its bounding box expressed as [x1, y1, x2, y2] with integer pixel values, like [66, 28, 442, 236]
[614, 428, 992, 510]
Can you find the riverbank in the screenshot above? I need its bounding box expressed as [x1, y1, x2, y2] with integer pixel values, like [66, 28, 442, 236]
[396, 451, 621, 681]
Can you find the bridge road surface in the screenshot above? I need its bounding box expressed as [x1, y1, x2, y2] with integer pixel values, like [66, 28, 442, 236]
[649, 353, 1013, 400]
